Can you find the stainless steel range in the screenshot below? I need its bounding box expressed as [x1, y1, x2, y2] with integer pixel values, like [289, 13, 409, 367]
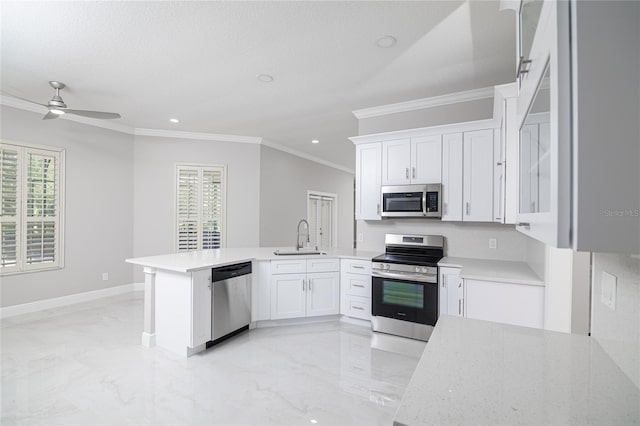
[371, 234, 444, 341]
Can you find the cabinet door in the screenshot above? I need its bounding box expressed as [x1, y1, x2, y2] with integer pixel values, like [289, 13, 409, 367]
[411, 135, 442, 184]
[439, 267, 462, 317]
[441, 133, 463, 221]
[190, 270, 212, 347]
[494, 128, 505, 223]
[270, 274, 306, 320]
[463, 129, 494, 222]
[465, 279, 544, 329]
[306, 272, 340, 317]
[381, 139, 411, 185]
[355, 143, 382, 220]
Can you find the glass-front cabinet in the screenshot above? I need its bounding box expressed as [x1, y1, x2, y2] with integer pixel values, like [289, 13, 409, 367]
[517, 0, 544, 89]
[515, 0, 571, 248]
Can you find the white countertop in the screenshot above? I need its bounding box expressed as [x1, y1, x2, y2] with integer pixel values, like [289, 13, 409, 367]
[438, 256, 544, 286]
[126, 247, 380, 273]
[394, 316, 640, 426]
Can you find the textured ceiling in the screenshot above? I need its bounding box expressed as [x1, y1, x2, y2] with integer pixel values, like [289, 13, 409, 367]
[1, 1, 515, 170]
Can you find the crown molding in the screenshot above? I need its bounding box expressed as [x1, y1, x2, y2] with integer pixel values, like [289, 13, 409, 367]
[134, 128, 262, 144]
[261, 140, 354, 174]
[352, 86, 495, 120]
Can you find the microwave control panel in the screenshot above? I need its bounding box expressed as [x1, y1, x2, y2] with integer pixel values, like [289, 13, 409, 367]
[426, 192, 439, 212]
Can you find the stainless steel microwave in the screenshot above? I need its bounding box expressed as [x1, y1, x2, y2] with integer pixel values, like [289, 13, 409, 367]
[380, 184, 442, 218]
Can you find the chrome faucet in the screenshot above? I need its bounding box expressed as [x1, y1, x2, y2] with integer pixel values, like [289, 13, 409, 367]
[296, 219, 310, 250]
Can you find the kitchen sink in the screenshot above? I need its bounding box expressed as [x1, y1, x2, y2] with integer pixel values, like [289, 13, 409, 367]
[273, 249, 327, 256]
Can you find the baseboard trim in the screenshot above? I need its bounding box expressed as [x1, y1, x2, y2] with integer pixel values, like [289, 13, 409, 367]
[0, 283, 145, 319]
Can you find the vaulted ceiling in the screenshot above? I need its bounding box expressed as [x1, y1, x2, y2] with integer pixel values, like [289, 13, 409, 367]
[1, 1, 515, 170]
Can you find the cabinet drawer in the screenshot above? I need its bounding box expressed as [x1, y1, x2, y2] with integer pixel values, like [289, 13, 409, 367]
[343, 295, 371, 320]
[342, 273, 371, 298]
[306, 258, 339, 273]
[341, 258, 372, 275]
[270, 260, 306, 274]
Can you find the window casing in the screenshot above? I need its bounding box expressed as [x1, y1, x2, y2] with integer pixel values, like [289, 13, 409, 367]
[0, 142, 64, 274]
[176, 164, 226, 252]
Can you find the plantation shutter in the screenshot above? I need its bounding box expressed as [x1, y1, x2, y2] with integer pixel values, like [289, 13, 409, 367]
[307, 193, 335, 249]
[176, 165, 226, 252]
[320, 197, 333, 248]
[1, 147, 19, 271]
[23, 151, 59, 268]
[308, 195, 319, 248]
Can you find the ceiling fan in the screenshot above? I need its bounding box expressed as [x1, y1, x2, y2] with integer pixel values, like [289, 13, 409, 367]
[10, 81, 121, 120]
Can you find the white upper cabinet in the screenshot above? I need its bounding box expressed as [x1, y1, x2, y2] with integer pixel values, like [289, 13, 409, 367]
[463, 129, 495, 222]
[382, 137, 442, 185]
[382, 139, 411, 185]
[355, 143, 382, 220]
[441, 133, 463, 221]
[411, 135, 442, 184]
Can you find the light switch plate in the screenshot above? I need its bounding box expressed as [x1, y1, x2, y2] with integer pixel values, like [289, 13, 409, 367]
[102, 272, 109, 281]
[601, 271, 617, 310]
[488, 238, 497, 249]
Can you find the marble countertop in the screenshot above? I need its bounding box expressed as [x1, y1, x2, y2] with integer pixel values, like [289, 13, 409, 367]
[126, 247, 380, 273]
[394, 316, 640, 426]
[438, 256, 544, 286]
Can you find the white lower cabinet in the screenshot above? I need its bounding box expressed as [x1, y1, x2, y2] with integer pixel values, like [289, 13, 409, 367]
[464, 279, 545, 329]
[269, 259, 340, 320]
[340, 259, 372, 320]
[439, 267, 464, 317]
[190, 269, 213, 347]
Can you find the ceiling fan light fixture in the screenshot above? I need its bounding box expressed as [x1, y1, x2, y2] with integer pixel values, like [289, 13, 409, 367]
[50, 109, 65, 115]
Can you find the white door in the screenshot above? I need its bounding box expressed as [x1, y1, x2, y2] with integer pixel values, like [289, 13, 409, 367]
[355, 143, 382, 220]
[270, 274, 306, 320]
[190, 270, 212, 347]
[306, 272, 340, 317]
[411, 135, 442, 184]
[441, 133, 463, 221]
[308, 193, 335, 249]
[463, 129, 494, 222]
[381, 139, 411, 185]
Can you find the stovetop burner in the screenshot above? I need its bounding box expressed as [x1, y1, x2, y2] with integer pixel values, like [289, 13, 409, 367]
[372, 253, 442, 267]
[372, 233, 444, 267]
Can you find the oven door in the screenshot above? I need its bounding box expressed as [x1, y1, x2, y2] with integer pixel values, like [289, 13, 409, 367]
[371, 274, 438, 326]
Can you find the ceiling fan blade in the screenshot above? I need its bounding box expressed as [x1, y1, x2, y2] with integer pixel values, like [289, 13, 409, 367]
[63, 109, 121, 119]
[0, 90, 47, 107]
[42, 111, 60, 120]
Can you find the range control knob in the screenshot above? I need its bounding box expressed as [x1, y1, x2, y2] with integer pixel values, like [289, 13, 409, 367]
[385, 263, 391, 271]
[415, 266, 421, 273]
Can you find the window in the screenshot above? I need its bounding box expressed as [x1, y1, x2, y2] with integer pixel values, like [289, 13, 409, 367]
[0, 142, 64, 274]
[307, 191, 337, 249]
[176, 164, 226, 252]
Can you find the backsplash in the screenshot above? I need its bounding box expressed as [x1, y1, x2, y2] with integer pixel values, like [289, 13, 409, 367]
[356, 219, 530, 262]
[591, 253, 640, 388]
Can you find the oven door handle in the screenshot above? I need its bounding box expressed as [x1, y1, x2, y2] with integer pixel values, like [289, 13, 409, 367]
[372, 270, 437, 284]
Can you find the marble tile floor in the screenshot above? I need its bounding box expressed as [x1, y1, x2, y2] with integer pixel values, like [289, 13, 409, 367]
[1, 292, 425, 425]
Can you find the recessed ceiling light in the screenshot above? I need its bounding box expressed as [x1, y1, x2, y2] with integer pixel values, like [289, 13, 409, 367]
[257, 74, 274, 83]
[169, 118, 179, 123]
[376, 35, 397, 48]
[311, 139, 319, 144]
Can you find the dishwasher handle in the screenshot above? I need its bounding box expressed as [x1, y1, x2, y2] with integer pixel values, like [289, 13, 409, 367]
[211, 261, 252, 282]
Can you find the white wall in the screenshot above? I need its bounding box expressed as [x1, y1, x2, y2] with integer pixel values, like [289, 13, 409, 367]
[259, 145, 354, 249]
[133, 136, 261, 281]
[357, 219, 529, 261]
[591, 253, 640, 388]
[358, 98, 494, 135]
[0, 106, 135, 307]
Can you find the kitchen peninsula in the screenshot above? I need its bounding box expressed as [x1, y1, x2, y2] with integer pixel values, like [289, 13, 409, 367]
[126, 247, 378, 357]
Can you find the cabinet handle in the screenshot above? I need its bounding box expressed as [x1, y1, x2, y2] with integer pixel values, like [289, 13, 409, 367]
[442, 275, 447, 288]
[466, 202, 470, 215]
[516, 56, 532, 77]
[405, 168, 409, 180]
[376, 203, 380, 215]
[352, 306, 364, 311]
[309, 279, 313, 292]
[412, 167, 416, 179]
[352, 265, 365, 270]
[517, 222, 531, 228]
[303, 279, 306, 292]
[496, 161, 504, 166]
[353, 284, 365, 288]
[458, 299, 461, 316]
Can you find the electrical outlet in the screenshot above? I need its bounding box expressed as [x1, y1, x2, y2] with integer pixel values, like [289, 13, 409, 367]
[102, 272, 109, 281]
[488, 238, 497, 249]
[358, 233, 364, 242]
[601, 271, 617, 310]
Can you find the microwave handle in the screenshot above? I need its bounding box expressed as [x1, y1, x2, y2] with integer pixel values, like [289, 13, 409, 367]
[422, 190, 428, 216]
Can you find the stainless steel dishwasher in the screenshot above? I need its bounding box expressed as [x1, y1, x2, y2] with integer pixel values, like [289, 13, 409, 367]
[209, 261, 252, 346]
